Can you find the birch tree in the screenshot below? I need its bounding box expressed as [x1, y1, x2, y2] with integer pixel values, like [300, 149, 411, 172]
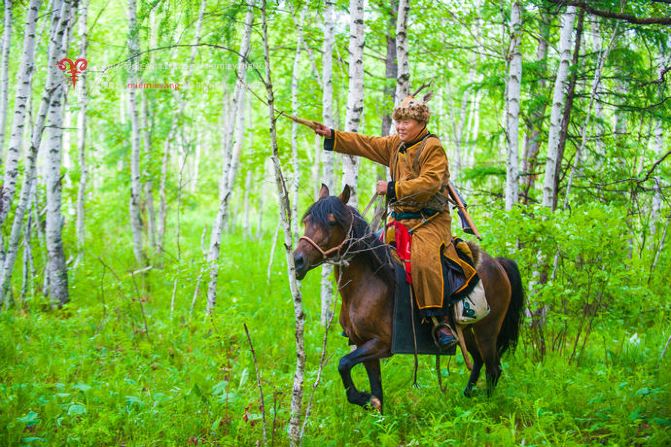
[1, 0, 41, 227]
[260, 1, 304, 444]
[290, 6, 306, 243]
[542, 6, 576, 208]
[206, 1, 253, 313]
[505, 1, 522, 210]
[521, 12, 549, 203]
[343, 0, 365, 207]
[394, 0, 410, 105]
[127, 0, 145, 267]
[0, 0, 47, 307]
[75, 0, 89, 261]
[0, 0, 12, 153]
[381, 0, 398, 136]
[45, 0, 74, 307]
[564, 21, 618, 207]
[320, 0, 336, 326]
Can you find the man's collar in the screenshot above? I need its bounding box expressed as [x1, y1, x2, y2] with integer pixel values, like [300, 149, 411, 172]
[399, 127, 429, 151]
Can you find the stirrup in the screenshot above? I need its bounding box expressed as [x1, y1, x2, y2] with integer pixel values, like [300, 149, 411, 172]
[432, 322, 458, 352]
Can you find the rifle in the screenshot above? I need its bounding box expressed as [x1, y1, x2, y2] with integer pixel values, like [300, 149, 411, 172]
[446, 182, 481, 240]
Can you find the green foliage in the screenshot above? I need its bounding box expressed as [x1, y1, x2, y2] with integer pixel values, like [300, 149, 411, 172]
[2, 185, 671, 445]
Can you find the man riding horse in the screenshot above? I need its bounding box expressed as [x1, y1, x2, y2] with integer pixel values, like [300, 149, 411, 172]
[314, 95, 469, 350]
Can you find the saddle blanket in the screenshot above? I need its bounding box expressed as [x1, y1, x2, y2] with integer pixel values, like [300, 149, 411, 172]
[391, 264, 455, 356]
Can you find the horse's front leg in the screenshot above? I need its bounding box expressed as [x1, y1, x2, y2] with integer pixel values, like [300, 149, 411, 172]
[364, 359, 383, 413]
[338, 338, 387, 408]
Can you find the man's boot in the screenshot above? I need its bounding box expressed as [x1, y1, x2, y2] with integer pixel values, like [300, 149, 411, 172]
[431, 316, 458, 350]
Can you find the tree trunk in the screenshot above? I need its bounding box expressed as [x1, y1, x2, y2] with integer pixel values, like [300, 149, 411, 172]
[0, 0, 12, 155]
[243, 170, 252, 238]
[564, 20, 617, 208]
[1, 0, 41, 227]
[141, 95, 157, 254]
[394, 0, 410, 105]
[127, 0, 145, 267]
[157, 134, 170, 258]
[290, 6, 306, 244]
[320, 0, 336, 326]
[75, 0, 89, 263]
[542, 6, 576, 209]
[260, 2, 304, 445]
[45, 0, 74, 307]
[521, 12, 549, 204]
[343, 0, 365, 207]
[381, 0, 398, 136]
[553, 9, 584, 210]
[505, 1, 522, 210]
[206, 2, 253, 313]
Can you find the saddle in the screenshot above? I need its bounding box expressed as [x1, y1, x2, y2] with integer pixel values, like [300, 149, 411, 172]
[391, 239, 479, 356]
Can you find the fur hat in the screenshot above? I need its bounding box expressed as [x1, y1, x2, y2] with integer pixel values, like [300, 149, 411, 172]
[392, 94, 431, 123]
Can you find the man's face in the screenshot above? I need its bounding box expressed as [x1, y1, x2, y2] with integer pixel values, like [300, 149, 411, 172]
[396, 119, 423, 143]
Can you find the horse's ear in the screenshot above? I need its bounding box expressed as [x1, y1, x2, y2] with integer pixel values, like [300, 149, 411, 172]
[339, 185, 351, 204]
[319, 183, 329, 199]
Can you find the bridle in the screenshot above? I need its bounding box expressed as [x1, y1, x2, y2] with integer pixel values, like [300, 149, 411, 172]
[298, 211, 355, 266]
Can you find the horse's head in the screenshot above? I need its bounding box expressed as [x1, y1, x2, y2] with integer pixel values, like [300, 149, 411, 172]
[293, 184, 354, 280]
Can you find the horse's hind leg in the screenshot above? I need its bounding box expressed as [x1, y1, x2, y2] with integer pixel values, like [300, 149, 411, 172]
[463, 329, 483, 398]
[363, 359, 383, 412]
[474, 330, 502, 396]
[338, 339, 388, 408]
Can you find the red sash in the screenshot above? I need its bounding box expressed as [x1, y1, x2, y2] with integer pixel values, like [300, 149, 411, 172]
[387, 220, 412, 284]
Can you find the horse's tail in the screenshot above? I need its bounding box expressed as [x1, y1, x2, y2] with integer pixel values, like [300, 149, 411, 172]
[496, 257, 525, 356]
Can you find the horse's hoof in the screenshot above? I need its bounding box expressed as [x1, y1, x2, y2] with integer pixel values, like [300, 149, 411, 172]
[463, 387, 474, 398]
[348, 391, 372, 406]
[369, 396, 382, 413]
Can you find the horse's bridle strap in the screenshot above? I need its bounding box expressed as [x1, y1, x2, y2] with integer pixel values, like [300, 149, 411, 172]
[298, 220, 354, 261]
[298, 235, 343, 259]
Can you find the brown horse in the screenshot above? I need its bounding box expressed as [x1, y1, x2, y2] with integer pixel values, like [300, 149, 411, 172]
[293, 184, 524, 412]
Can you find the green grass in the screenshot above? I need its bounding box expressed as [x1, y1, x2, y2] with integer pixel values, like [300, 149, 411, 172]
[1, 230, 670, 446]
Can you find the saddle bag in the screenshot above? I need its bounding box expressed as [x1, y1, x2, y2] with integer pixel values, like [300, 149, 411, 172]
[453, 280, 489, 325]
[442, 238, 490, 325]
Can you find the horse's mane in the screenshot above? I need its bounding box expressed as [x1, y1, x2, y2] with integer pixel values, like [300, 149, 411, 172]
[303, 196, 394, 283]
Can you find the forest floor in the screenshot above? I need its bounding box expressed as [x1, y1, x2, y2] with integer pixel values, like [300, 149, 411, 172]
[1, 231, 670, 446]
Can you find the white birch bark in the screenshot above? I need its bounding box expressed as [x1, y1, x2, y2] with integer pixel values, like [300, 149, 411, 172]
[542, 6, 576, 208]
[191, 136, 201, 193]
[206, 2, 253, 313]
[243, 170, 252, 238]
[0, 0, 56, 306]
[157, 134, 170, 257]
[321, 0, 336, 326]
[505, 1, 522, 211]
[290, 6, 306, 245]
[45, 0, 73, 307]
[0, 0, 41, 226]
[394, 0, 410, 105]
[343, 0, 365, 208]
[75, 0, 89, 262]
[127, 0, 145, 267]
[521, 13, 549, 200]
[650, 46, 668, 235]
[650, 120, 663, 235]
[261, 2, 304, 443]
[141, 95, 157, 253]
[0, 0, 12, 153]
[563, 23, 617, 208]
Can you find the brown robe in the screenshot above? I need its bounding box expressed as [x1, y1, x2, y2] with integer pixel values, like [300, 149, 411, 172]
[329, 128, 473, 315]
